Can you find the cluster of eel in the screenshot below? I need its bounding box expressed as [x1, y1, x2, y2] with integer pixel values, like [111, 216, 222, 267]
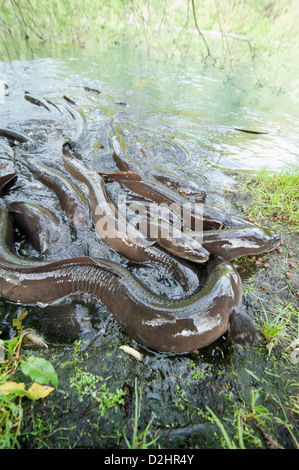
[0, 94, 281, 353]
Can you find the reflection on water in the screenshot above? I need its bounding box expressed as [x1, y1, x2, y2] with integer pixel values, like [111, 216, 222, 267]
[0, 42, 298, 171]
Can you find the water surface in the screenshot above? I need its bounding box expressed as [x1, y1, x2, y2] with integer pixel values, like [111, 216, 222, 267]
[1, 42, 298, 172]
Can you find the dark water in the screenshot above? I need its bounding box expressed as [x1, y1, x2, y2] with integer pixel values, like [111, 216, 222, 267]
[0, 42, 298, 449]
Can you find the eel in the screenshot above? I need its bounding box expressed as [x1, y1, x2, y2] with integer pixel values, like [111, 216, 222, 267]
[18, 155, 92, 231]
[122, 208, 281, 262]
[8, 201, 68, 254]
[0, 199, 255, 352]
[109, 120, 207, 202]
[101, 170, 280, 261]
[0, 247, 254, 353]
[117, 195, 280, 261]
[58, 98, 86, 144]
[199, 225, 281, 261]
[1, 184, 200, 298]
[24, 91, 52, 112]
[152, 171, 207, 202]
[0, 128, 41, 145]
[24, 91, 62, 115]
[102, 170, 251, 231]
[0, 201, 59, 266]
[62, 147, 209, 265]
[0, 162, 17, 195]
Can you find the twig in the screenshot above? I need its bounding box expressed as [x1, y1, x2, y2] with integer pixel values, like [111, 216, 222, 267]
[10, 0, 45, 41]
[191, 0, 214, 62]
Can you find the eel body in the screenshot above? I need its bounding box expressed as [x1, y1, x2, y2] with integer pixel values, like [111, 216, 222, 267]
[19, 155, 92, 231]
[0, 199, 253, 352]
[103, 171, 250, 231]
[8, 201, 68, 255]
[62, 149, 209, 265]
[110, 121, 207, 202]
[0, 252, 246, 352]
[0, 162, 17, 195]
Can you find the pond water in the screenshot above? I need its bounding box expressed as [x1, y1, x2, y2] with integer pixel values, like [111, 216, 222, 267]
[0, 41, 298, 449]
[1, 41, 299, 172]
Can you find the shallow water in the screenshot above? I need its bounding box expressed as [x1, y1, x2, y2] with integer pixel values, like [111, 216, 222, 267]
[0, 41, 298, 449]
[1, 42, 298, 171]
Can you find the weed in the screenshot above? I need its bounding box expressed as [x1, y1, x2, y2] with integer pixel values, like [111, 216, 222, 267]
[244, 166, 299, 231]
[206, 387, 277, 449]
[123, 377, 160, 449]
[256, 298, 299, 357]
[0, 311, 57, 448]
[64, 340, 125, 414]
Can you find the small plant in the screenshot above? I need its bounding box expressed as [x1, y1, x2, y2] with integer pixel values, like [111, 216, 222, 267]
[258, 301, 298, 356]
[64, 340, 125, 414]
[92, 381, 125, 417]
[123, 377, 160, 449]
[0, 311, 58, 448]
[206, 387, 276, 449]
[244, 166, 299, 231]
[206, 405, 237, 449]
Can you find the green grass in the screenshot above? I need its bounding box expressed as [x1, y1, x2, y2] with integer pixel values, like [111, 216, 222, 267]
[258, 299, 299, 356]
[123, 377, 160, 449]
[206, 367, 299, 449]
[244, 166, 299, 231]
